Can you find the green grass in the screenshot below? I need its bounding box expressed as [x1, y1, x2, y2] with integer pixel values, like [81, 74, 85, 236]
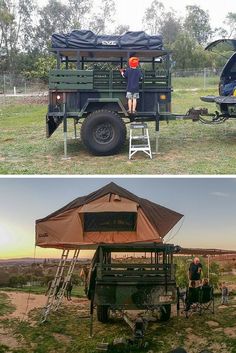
[0, 293, 236, 353]
[0, 292, 15, 316]
[0, 285, 86, 297]
[172, 75, 219, 90]
[1, 87, 236, 174]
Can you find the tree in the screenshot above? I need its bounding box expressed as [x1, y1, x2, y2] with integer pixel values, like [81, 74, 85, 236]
[175, 256, 220, 288]
[142, 0, 165, 35]
[8, 275, 19, 287]
[88, 0, 116, 34]
[184, 5, 212, 45]
[212, 27, 228, 39]
[8, 274, 26, 287]
[0, 271, 10, 287]
[24, 55, 56, 82]
[67, 0, 93, 29]
[33, 0, 72, 53]
[0, 0, 36, 72]
[224, 12, 236, 38]
[171, 32, 198, 69]
[114, 25, 130, 35]
[175, 257, 189, 288]
[159, 10, 182, 46]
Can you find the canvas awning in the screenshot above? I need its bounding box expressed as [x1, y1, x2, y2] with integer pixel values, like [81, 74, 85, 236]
[35, 182, 184, 249]
[178, 247, 236, 256]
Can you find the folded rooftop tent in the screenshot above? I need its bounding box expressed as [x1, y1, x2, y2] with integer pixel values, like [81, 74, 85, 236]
[51, 30, 163, 51]
[35, 182, 183, 249]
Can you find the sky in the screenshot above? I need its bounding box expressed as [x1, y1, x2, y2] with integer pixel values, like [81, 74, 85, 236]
[39, 0, 236, 34]
[0, 177, 235, 259]
[37, 0, 236, 34]
[108, 0, 234, 32]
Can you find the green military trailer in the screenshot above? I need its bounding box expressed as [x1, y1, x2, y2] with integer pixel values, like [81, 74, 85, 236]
[47, 30, 172, 156]
[87, 243, 180, 337]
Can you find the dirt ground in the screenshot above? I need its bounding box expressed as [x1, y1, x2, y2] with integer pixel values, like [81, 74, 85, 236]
[0, 291, 88, 320]
[0, 291, 47, 320]
[0, 291, 89, 350]
[1, 291, 236, 353]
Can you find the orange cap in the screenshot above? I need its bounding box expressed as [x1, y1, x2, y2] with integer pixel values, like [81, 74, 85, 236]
[129, 57, 139, 68]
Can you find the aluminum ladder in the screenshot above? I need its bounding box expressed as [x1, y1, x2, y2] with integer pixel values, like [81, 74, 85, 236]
[41, 248, 80, 322]
[129, 122, 152, 159]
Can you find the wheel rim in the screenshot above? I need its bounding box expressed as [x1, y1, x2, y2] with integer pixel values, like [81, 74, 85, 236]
[93, 123, 114, 144]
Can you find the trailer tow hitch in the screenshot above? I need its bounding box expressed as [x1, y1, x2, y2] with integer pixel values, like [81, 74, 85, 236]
[185, 108, 228, 124]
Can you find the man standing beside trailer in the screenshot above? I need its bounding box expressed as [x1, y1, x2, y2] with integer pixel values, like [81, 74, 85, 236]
[188, 257, 203, 287]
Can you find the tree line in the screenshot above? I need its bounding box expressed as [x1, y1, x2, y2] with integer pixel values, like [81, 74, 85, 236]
[0, 0, 235, 77]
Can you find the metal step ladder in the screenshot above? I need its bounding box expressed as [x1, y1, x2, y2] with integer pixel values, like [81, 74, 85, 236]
[129, 122, 152, 159]
[54, 248, 80, 310]
[41, 248, 80, 323]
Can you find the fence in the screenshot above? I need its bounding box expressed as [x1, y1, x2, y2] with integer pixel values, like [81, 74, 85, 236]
[172, 68, 221, 90]
[0, 68, 222, 95]
[0, 74, 47, 95]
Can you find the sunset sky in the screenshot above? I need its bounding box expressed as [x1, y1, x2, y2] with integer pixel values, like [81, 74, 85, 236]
[0, 177, 235, 259]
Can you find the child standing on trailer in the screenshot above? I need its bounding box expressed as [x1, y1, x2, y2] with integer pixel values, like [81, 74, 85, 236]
[120, 57, 143, 114]
[221, 282, 229, 305]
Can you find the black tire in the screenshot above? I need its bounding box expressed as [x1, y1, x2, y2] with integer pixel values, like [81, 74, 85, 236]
[159, 304, 171, 321]
[80, 110, 127, 156]
[97, 305, 110, 323]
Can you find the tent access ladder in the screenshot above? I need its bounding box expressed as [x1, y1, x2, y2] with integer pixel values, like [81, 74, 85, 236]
[41, 248, 80, 323]
[129, 122, 152, 159]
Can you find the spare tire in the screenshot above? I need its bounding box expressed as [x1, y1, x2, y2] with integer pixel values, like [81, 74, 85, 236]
[81, 110, 126, 156]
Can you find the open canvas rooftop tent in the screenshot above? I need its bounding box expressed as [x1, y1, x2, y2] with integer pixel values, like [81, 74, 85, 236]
[35, 183, 183, 250]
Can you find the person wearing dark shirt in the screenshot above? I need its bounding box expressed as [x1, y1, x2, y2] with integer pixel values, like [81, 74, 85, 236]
[189, 257, 202, 287]
[220, 282, 229, 305]
[120, 57, 143, 114]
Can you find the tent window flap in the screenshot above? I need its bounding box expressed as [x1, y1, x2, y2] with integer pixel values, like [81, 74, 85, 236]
[84, 212, 137, 232]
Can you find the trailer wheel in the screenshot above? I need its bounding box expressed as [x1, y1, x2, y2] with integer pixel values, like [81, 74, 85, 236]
[160, 304, 171, 321]
[97, 305, 110, 323]
[81, 110, 127, 156]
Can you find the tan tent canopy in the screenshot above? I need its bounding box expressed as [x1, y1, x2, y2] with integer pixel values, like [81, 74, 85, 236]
[35, 182, 184, 249]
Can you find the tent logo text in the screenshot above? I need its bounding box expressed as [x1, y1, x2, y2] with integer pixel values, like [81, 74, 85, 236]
[38, 232, 48, 238]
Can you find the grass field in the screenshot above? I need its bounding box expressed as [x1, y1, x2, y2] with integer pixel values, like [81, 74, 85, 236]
[1, 87, 236, 175]
[0, 290, 236, 353]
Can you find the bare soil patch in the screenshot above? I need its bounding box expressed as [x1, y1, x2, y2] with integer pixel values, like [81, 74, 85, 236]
[224, 327, 236, 338]
[184, 333, 208, 353]
[0, 291, 89, 321]
[206, 320, 219, 327]
[0, 291, 47, 320]
[0, 329, 19, 348]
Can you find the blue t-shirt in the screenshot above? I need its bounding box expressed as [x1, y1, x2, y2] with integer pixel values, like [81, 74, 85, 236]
[124, 67, 143, 93]
[189, 262, 202, 280]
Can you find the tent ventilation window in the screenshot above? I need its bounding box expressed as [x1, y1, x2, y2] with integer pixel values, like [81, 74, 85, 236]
[84, 212, 137, 232]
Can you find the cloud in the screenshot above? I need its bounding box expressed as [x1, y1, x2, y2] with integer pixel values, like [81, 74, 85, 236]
[210, 191, 229, 198]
